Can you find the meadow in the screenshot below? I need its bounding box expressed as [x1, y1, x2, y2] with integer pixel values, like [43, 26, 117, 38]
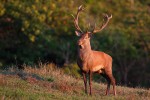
[0, 64, 149, 100]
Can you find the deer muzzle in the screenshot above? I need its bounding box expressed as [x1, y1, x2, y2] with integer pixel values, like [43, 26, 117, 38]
[78, 41, 84, 49]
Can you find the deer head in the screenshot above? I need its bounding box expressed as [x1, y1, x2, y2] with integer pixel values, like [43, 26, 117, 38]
[72, 5, 112, 49]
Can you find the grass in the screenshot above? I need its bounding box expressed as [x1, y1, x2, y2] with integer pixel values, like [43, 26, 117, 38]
[0, 63, 150, 100]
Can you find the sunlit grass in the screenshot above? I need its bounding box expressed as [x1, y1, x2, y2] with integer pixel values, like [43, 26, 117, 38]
[0, 63, 150, 100]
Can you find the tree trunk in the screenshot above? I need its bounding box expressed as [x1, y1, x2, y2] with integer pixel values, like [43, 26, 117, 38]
[123, 71, 128, 86]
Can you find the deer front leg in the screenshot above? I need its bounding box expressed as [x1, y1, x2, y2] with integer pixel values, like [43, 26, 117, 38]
[89, 71, 92, 95]
[82, 72, 87, 94]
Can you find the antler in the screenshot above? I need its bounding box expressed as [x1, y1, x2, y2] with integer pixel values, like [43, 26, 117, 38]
[72, 5, 84, 33]
[92, 14, 112, 33]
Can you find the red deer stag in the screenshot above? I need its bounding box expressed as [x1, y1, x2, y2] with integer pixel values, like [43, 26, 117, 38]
[72, 5, 116, 96]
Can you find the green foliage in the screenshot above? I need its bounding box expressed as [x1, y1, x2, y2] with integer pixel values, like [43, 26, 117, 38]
[63, 63, 81, 78]
[47, 77, 54, 82]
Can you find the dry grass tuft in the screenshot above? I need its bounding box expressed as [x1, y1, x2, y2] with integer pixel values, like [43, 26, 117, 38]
[0, 74, 7, 86]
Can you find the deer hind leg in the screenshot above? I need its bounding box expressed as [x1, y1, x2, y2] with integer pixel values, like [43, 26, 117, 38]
[101, 73, 111, 95]
[110, 75, 116, 96]
[105, 71, 116, 96]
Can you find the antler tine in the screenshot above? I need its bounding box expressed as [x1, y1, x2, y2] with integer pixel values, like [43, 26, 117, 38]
[86, 22, 91, 32]
[72, 5, 84, 33]
[91, 23, 96, 33]
[93, 14, 112, 33]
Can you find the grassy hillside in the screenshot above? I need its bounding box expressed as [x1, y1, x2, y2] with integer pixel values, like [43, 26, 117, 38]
[0, 64, 150, 100]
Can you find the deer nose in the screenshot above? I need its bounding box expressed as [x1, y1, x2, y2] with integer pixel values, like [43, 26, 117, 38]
[78, 40, 83, 45]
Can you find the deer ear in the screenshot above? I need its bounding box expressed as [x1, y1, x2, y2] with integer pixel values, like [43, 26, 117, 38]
[75, 31, 82, 36]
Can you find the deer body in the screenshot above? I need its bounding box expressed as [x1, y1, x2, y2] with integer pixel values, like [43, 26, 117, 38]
[73, 5, 116, 96]
[77, 49, 112, 73]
